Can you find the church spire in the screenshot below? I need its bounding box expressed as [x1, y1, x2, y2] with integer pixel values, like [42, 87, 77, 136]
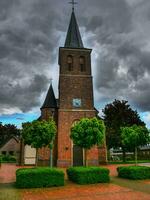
[64, 10, 84, 48]
[41, 83, 57, 109]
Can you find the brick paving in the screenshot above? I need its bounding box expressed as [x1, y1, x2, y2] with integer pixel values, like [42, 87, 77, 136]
[21, 184, 150, 200]
[0, 163, 17, 183]
[0, 164, 30, 183]
[0, 163, 150, 200]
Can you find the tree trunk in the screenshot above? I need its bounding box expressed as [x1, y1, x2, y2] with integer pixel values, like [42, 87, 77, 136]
[135, 147, 138, 166]
[49, 143, 53, 168]
[122, 149, 126, 162]
[35, 148, 38, 167]
[84, 149, 88, 167]
[50, 148, 53, 168]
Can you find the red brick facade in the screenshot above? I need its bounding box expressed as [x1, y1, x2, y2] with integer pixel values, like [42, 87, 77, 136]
[56, 47, 107, 167]
[37, 45, 108, 167]
[57, 110, 98, 167]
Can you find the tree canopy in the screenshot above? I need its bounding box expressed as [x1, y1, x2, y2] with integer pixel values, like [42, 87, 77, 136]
[22, 119, 56, 166]
[121, 125, 150, 165]
[0, 122, 20, 146]
[70, 117, 105, 149]
[22, 119, 56, 149]
[70, 117, 105, 166]
[102, 100, 145, 149]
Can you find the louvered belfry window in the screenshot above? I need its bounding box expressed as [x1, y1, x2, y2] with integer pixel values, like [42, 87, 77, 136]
[67, 55, 73, 71]
[80, 56, 85, 72]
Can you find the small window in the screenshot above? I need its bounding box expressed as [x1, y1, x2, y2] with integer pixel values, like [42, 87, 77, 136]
[67, 55, 73, 71]
[9, 151, 14, 155]
[2, 151, 6, 155]
[80, 56, 86, 72]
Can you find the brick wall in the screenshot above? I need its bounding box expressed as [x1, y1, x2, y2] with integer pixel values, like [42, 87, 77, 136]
[57, 110, 101, 167]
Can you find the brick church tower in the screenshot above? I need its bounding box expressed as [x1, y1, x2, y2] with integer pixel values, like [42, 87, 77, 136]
[21, 6, 107, 167]
[56, 10, 107, 167]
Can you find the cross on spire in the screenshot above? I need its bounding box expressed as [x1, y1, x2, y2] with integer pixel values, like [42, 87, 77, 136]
[69, 0, 77, 12]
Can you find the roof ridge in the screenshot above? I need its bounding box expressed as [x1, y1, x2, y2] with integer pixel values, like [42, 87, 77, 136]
[0, 136, 20, 149]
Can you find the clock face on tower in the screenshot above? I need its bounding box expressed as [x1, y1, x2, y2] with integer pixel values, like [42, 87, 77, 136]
[72, 98, 81, 108]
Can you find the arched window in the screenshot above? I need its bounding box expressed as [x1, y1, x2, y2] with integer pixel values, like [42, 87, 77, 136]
[67, 55, 73, 71]
[80, 56, 86, 72]
[72, 120, 80, 127]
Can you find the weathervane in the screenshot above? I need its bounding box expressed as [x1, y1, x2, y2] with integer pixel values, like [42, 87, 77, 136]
[69, 0, 77, 12]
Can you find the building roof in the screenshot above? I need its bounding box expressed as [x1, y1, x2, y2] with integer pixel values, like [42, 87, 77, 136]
[64, 11, 84, 48]
[139, 144, 150, 150]
[0, 136, 20, 149]
[41, 84, 57, 109]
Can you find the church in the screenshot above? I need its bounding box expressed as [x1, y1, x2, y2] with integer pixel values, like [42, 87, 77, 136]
[21, 5, 107, 167]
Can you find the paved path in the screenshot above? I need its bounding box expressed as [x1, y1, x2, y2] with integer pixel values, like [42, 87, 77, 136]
[0, 163, 17, 183]
[139, 163, 150, 167]
[0, 164, 30, 183]
[0, 163, 150, 200]
[21, 183, 150, 200]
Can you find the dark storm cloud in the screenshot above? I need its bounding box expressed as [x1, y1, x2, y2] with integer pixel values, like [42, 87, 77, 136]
[0, 0, 65, 114]
[0, 0, 150, 114]
[79, 0, 150, 112]
[0, 74, 48, 112]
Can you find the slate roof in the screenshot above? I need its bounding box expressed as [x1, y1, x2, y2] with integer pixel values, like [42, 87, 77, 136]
[41, 84, 57, 109]
[0, 136, 20, 149]
[64, 11, 84, 48]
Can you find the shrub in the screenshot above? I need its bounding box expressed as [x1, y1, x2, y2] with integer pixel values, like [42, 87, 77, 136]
[1, 155, 16, 163]
[9, 156, 16, 162]
[16, 167, 65, 188]
[2, 154, 10, 162]
[67, 167, 110, 184]
[117, 166, 150, 180]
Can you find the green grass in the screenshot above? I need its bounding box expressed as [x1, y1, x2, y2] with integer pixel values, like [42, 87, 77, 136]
[0, 183, 21, 200]
[111, 176, 150, 194]
[108, 160, 150, 164]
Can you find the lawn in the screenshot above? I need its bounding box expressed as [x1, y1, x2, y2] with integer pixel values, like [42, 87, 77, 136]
[0, 183, 21, 200]
[108, 160, 150, 164]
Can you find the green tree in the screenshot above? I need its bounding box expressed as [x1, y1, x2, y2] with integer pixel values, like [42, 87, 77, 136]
[121, 125, 150, 165]
[22, 119, 56, 167]
[103, 99, 145, 161]
[0, 122, 20, 146]
[70, 117, 105, 166]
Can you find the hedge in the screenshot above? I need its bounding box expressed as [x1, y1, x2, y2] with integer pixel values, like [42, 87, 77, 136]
[117, 166, 150, 180]
[67, 167, 110, 185]
[0, 155, 16, 163]
[16, 167, 65, 188]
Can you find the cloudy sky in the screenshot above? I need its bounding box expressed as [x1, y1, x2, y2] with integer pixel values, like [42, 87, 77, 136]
[0, 0, 150, 128]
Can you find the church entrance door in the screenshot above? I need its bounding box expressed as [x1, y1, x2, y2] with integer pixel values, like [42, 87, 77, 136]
[73, 145, 83, 166]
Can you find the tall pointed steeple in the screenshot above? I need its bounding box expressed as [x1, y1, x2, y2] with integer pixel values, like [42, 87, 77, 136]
[41, 84, 57, 109]
[64, 11, 84, 48]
